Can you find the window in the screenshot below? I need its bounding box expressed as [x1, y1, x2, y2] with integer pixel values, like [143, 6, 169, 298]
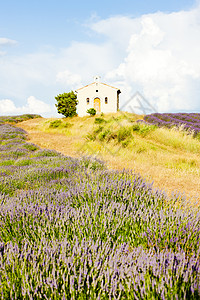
[105, 97, 108, 104]
[86, 98, 89, 104]
[96, 90, 98, 92]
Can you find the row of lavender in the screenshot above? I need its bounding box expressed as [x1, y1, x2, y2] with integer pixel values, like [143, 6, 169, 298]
[0, 122, 200, 299]
[144, 113, 200, 134]
[0, 114, 41, 125]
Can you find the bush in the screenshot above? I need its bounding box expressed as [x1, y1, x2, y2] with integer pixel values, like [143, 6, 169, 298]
[99, 129, 117, 142]
[94, 126, 104, 134]
[86, 133, 96, 141]
[117, 127, 131, 143]
[87, 108, 96, 116]
[132, 124, 140, 132]
[94, 117, 106, 124]
[122, 140, 130, 148]
[49, 120, 72, 129]
[132, 123, 157, 136]
[49, 120, 62, 128]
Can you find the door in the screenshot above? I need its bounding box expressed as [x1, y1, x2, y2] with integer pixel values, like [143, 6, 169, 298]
[93, 97, 101, 114]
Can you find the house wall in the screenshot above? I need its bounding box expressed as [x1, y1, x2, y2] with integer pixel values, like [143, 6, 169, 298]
[76, 82, 119, 117]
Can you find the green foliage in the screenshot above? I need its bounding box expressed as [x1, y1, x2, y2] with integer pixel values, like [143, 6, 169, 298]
[0, 160, 15, 166]
[87, 117, 133, 146]
[1, 122, 200, 299]
[33, 149, 60, 157]
[121, 140, 130, 148]
[195, 132, 200, 141]
[79, 156, 105, 170]
[87, 126, 104, 141]
[132, 124, 140, 132]
[87, 108, 96, 116]
[117, 127, 132, 143]
[23, 143, 40, 151]
[132, 123, 157, 136]
[86, 133, 96, 141]
[55, 91, 78, 118]
[99, 129, 111, 141]
[0, 114, 41, 124]
[49, 119, 72, 129]
[49, 120, 62, 128]
[94, 126, 104, 134]
[14, 158, 35, 166]
[94, 117, 106, 124]
[86, 118, 159, 149]
[99, 129, 117, 142]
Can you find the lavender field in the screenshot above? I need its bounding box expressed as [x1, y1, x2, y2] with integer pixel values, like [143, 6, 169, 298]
[144, 113, 200, 136]
[0, 121, 200, 299]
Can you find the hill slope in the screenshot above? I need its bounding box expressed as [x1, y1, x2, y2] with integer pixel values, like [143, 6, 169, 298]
[1, 121, 200, 298]
[17, 112, 200, 202]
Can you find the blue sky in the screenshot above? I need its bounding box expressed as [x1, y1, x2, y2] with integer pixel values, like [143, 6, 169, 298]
[0, 0, 199, 116]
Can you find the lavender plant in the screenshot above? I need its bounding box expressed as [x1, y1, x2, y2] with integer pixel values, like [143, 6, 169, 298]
[144, 113, 200, 136]
[0, 114, 41, 124]
[0, 123, 199, 299]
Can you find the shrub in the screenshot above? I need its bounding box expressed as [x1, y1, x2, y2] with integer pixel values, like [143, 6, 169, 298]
[94, 117, 106, 124]
[63, 122, 72, 128]
[94, 126, 103, 134]
[49, 120, 62, 128]
[132, 124, 140, 132]
[122, 140, 130, 148]
[86, 133, 96, 141]
[117, 127, 131, 143]
[49, 120, 72, 129]
[132, 123, 157, 136]
[99, 129, 111, 141]
[87, 108, 96, 116]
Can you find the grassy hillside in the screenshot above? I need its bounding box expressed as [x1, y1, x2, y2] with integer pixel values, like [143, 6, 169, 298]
[18, 112, 200, 202]
[0, 121, 200, 299]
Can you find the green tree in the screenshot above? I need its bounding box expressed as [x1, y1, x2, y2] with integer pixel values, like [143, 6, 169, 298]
[55, 91, 78, 117]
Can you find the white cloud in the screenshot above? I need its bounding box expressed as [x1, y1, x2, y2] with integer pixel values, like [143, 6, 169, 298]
[1, 4, 200, 116]
[99, 6, 200, 112]
[0, 96, 56, 117]
[25, 96, 55, 115]
[0, 41, 117, 102]
[57, 41, 118, 81]
[0, 99, 17, 114]
[56, 70, 82, 88]
[0, 51, 6, 56]
[0, 38, 17, 46]
[88, 16, 141, 50]
[0, 38, 18, 56]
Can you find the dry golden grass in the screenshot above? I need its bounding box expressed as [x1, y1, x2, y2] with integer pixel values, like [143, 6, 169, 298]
[17, 114, 200, 204]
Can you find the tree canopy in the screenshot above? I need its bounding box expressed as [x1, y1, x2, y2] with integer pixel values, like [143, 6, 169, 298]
[55, 91, 78, 117]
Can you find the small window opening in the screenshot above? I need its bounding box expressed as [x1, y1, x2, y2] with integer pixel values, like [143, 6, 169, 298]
[96, 90, 98, 92]
[105, 97, 108, 104]
[86, 98, 89, 104]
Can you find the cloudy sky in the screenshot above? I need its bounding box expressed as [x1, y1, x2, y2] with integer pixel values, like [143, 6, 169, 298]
[0, 0, 199, 117]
